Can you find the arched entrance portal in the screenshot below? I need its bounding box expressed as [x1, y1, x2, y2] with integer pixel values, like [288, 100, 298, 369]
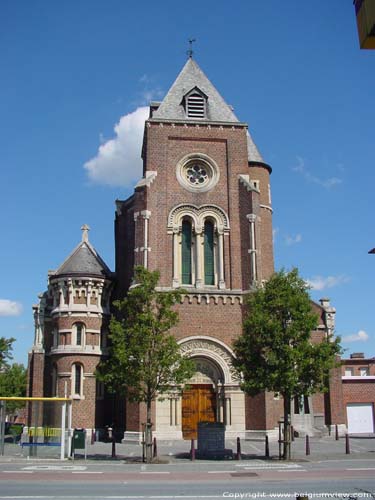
[181, 357, 223, 439]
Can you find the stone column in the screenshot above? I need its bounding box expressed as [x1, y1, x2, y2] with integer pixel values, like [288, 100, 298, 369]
[141, 210, 151, 268]
[247, 214, 257, 286]
[218, 229, 225, 289]
[172, 226, 180, 288]
[195, 226, 203, 288]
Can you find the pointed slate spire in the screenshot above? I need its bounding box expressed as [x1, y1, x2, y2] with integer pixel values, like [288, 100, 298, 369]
[152, 58, 239, 123]
[152, 58, 264, 163]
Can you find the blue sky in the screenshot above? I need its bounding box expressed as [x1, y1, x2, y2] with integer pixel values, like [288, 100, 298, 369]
[1, 0, 374, 365]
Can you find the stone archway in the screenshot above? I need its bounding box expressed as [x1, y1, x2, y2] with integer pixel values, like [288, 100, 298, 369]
[181, 357, 222, 439]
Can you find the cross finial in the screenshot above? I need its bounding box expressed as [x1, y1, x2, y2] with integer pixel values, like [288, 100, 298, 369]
[81, 224, 90, 243]
[187, 38, 196, 59]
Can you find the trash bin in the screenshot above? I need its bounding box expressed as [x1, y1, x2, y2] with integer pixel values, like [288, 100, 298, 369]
[72, 429, 86, 457]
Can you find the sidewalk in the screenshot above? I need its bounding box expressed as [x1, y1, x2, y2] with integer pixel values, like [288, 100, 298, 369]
[1, 435, 374, 463]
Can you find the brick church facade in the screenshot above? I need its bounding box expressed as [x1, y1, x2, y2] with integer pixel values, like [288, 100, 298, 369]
[27, 57, 347, 440]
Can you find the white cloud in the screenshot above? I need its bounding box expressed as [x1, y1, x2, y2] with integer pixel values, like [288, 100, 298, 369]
[0, 299, 23, 317]
[342, 330, 369, 343]
[84, 106, 149, 187]
[285, 233, 302, 246]
[306, 274, 350, 291]
[273, 228, 279, 243]
[292, 156, 342, 189]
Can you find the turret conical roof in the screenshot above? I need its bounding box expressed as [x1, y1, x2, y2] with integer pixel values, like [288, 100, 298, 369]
[52, 225, 112, 278]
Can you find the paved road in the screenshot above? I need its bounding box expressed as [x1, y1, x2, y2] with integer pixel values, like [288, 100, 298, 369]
[1, 458, 375, 499]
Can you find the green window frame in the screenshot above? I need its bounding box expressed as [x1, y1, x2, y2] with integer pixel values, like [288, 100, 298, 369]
[204, 220, 215, 285]
[181, 220, 192, 284]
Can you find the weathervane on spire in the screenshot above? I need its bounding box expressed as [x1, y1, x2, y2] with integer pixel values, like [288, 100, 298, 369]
[187, 38, 196, 59]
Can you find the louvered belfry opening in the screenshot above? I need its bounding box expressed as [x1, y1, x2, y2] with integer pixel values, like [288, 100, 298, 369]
[187, 92, 206, 119]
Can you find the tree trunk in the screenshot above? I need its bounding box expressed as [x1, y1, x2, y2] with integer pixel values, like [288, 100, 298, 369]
[145, 398, 153, 463]
[282, 394, 291, 460]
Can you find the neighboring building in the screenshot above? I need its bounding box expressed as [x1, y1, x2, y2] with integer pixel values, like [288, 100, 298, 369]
[28, 57, 346, 440]
[342, 353, 375, 434]
[354, 0, 375, 49]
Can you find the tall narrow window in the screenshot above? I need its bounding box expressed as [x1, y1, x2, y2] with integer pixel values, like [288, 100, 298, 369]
[73, 322, 85, 346]
[204, 220, 215, 285]
[76, 324, 82, 345]
[181, 220, 192, 284]
[72, 363, 83, 397]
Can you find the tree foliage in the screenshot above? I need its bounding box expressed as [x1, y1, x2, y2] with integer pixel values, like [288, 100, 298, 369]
[96, 267, 194, 460]
[0, 363, 27, 413]
[233, 268, 341, 458]
[0, 336, 15, 370]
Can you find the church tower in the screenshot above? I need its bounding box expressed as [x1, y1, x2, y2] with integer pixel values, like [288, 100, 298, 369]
[115, 57, 275, 440]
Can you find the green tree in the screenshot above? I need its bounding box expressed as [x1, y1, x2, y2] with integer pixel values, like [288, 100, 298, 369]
[233, 268, 341, 460]
[0, 337, 15, 369]
[0, 363, 27, 414]
[97, 266, 194, 462]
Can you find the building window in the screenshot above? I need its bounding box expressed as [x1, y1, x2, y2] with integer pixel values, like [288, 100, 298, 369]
[181, 219, 193, 285]
[204, 220, 215, 285]
[73, 322, 85, 346]
[72, 363, 83, 398]
[360, 367, 369, 376]
[176, 153, 219, 193]
[170, 204, 228, 290]
[345, 368, 354, 376]
[52, 329, 58, 348]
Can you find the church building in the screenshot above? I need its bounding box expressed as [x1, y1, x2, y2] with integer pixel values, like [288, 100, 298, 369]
[27, 57, 346, 441]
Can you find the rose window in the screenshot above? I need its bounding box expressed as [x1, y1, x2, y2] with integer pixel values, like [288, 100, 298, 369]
[176, 154, 220, 193]
[186, 164, 208, 185]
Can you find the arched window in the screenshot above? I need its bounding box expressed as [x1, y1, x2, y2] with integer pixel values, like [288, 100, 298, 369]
[72, 363, 83, 397]
[169, 204, 228, 290]
[72, 322, 85, 346]
[181, 219, 193, 284]
[204, 220, 215, 285]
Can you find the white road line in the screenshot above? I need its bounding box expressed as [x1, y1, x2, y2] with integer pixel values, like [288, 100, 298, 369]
[276, 469, 307, 472]
[71, 471, 103, 474]
[139, 471, 170, 474]
[207, 470, 236, 474]
[2, 471, 34, 474]
[346, 467, 375, 471]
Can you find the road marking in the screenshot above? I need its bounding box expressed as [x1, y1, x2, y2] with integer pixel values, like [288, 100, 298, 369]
[23, 465, 87, 471]
[139, 471, 170, 474]
[276, 469, 307, 472]
[346, 467, 375, 471]
[2, 471, 33, 474]
[71, 471, 103, 474]
[207, 470, 237, 474]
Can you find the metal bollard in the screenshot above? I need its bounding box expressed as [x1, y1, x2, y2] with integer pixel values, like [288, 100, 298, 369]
[335, 424, 339, 441]
[345, 433, 350, 454]
[265, 435, 270, 458]
[236, 437, 242, 460]
[190, 439, 195, 461]
[305, 435, 310, 456]
[153, 437, 157, 458]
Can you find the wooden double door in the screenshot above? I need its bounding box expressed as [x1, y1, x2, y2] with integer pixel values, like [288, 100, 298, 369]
[181, 384, 217, 439]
